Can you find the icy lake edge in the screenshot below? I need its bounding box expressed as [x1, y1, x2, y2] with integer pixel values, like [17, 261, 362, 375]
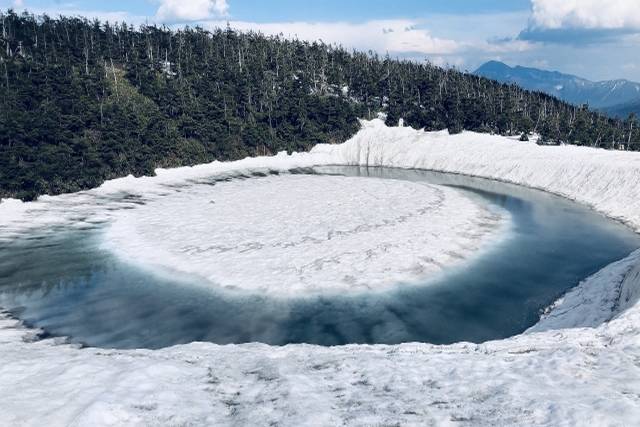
[3, 118, 640, 425]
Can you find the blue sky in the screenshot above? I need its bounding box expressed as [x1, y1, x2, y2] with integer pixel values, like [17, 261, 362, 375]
[3, 0, 640, 81]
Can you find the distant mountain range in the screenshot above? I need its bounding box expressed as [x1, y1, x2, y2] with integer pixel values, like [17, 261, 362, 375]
[605, 99, 640, 118]
[474, 61, 640, 118]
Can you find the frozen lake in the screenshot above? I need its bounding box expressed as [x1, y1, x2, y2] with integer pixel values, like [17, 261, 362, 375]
[0, 166, 638, 349]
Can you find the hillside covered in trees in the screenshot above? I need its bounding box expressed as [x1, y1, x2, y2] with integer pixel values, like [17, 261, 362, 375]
[1, 10, 639, 200]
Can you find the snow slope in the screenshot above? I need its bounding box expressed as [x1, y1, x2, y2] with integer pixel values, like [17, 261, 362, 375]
[2, 119, 640, 425]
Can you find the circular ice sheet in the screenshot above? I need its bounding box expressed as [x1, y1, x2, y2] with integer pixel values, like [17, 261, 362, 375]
[104, 174, 508, 295]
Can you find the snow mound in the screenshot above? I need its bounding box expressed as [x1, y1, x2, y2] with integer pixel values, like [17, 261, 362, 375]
[104, 174, 507, 295]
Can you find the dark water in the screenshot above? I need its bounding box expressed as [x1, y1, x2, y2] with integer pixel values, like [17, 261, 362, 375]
[1, 166, 639, 349]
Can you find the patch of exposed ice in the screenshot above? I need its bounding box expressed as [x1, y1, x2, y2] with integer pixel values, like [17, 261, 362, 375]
[104, 174, 507, 295]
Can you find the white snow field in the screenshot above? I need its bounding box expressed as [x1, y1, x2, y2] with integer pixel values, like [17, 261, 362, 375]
[105, 174, 507, 295]
[2, 119, 640, 425]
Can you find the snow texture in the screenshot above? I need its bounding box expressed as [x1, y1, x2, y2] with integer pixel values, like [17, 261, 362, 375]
[2, 118, 640, 425]
[105, 174, 507, 295]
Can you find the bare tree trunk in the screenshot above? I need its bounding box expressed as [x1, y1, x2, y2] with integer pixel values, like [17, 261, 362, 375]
[4, 62, 8, 90]
[110, 57, 119, 99]
[84, 47, 89, 75]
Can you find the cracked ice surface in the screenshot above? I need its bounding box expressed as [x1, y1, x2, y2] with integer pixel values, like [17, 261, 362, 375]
[104, 174, 507, 295]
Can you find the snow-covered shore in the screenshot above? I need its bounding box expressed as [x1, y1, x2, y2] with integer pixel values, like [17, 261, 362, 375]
[2, 119, 640, 425]
[2, 310, 640, 426]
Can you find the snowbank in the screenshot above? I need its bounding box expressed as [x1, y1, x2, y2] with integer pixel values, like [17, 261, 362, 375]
[2, 310, 640, 426]
[2, 119, 640, 425]
[528, 249, 640, 332]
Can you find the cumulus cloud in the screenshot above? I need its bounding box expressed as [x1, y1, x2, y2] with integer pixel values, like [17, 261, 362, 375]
[156, 0, 228, 23]
[519, 0, 640, 45]
[201, 20, 459, 55]
[529, 0, 640, 30]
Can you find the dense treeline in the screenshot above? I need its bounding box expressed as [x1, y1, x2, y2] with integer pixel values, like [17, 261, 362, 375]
[1, 11, 639, 200]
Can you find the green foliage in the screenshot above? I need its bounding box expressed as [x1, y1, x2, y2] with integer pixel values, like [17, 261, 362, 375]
[1, 10, 639, 200]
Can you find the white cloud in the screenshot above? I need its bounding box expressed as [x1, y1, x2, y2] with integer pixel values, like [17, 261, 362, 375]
[201, 20, 459, 55]
[156, 0, 228, 23]
[478, 39, 535, 53]
[428, 56, 465, 68]
[9, 5, 144, 24]
[530, 0, 640, 30]
[13, 0, 24, 7]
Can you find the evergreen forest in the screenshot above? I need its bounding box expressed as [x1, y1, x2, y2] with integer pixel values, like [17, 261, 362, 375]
[1, 10, 639, 200]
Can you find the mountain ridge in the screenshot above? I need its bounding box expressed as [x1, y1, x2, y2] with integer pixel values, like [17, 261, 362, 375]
[475, 61, 640, 118]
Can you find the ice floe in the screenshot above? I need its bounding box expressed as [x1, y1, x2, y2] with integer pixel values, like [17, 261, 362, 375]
[104, 174, 507, 295]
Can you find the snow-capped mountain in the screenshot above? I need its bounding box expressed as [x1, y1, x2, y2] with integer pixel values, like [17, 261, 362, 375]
[475, 61, 640, 117]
